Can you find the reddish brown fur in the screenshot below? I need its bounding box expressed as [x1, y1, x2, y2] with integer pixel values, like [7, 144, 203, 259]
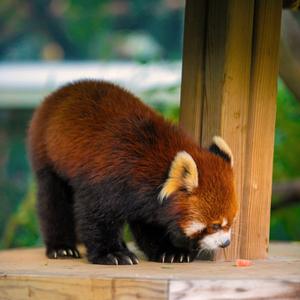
[170, 152, 237, 237]
[29, 81, 197, 182]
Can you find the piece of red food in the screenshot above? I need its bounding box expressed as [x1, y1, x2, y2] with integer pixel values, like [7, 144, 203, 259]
[236, 259, 251, 267]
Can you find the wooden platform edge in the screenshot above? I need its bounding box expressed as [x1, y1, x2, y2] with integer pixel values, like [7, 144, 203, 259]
[0, 275, 168, 300]
[1, 274, 300, 300]
[169, 279, 300, 300]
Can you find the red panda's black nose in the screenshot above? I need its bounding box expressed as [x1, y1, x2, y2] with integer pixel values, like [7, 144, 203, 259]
[220, 239, 230, 248]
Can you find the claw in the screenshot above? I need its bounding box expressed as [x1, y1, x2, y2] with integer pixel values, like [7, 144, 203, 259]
[74, 251, 79, 258]
[114, 258, 119, 265]
[53, 251, 57, 259]
[126, 257, 133, 265]
[133, 257, 139, 264]
[68, 249, 73, 256]
[180, 255, 184, 263]
[161, 253, 166, 263]
[187, 255, 190, 263]
[170, 255, 174, 264]
[63, 250, 68, 256]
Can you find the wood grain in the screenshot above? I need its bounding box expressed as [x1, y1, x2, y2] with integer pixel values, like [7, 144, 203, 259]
[180, 0, 254, 261]
[179, 0, 207, 143]
[241, 0, 283, 260]
[170, 279, 300, 300]
[201, 0, 254, 261]
[0, 276, 167, 300]
[179, 0, 283, 260]
[279, 10, 300, 102]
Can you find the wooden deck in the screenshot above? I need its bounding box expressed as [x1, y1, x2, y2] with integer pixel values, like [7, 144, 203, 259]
[0, 242, 299, 299]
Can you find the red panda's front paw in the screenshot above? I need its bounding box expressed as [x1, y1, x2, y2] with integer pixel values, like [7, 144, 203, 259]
[153, 250, 193, 263]
[88, 250, 139, 265]
[46, 246, 81, 259]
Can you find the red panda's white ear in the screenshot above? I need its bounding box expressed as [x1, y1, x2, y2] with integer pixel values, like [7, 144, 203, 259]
[209, 136, 234, 168]
[158, 151, 198, 203]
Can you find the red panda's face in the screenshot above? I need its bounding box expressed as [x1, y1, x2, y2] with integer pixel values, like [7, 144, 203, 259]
[180, 188, 238, 250]
[159, 136, 238, 250]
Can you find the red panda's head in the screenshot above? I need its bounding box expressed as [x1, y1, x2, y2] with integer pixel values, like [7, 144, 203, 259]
[159, 136, 238, 250]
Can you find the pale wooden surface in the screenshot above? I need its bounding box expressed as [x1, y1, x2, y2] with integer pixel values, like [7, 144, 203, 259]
[179, 0, 283, 261]
[241, 0, 283, 260]
[199, 0, 254, 262]
[0, 243, 299, 299]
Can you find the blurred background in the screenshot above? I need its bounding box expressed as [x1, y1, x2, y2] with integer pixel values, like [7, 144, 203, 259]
[0, 0, 299, 250]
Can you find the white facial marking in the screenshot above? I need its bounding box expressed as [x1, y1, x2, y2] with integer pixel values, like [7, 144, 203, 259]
[199, 229, 231, 250]
[222, 218, 228, 227]
[184, 221, 206, 236]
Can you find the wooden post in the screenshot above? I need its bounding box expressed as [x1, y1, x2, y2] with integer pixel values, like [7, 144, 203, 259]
[180, 0, 283, 260]
[179, 0, 207, 144]
[241, 0, 283, 259]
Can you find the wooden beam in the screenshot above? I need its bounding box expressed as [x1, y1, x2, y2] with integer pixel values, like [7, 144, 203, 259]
[241, 0, 283, 259]
[279, 10, 300, 103]
[170, 279, 300, 300]
[203, 0, 255, 261]
[180, 0, 283, 260]
[0, 276, 168, 300]
[179, 0, 207, 143]
[282, 0, 300, 9]
[180, 0, 254, 261]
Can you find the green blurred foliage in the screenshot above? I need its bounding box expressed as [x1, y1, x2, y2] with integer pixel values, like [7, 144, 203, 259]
[273, 80, 300, 181]
[269, 79, 300, 241]
[0, 183, 40, 249]
[0, 0, 184, 61]
[270, 206, 300, 241]
[0, 110, 34, 248]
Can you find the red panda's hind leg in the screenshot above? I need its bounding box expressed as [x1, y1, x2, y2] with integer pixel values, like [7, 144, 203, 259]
[80, 225, 139, 265]
[74, 190, 139, 265]
[35, 167, 81, 259]
[129, 221, 193, 263]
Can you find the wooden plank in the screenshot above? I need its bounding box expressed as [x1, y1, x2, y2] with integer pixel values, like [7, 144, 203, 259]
[282, 0, 300, 9]
[180, 0, 255, 261]
[241, 0, 283, 260]
[0, 276, 168, 300]
[0, 243, 299, 281]
[279, 11, 300, 103]
[180, 0, 283, 260]
[0, 243, 299, 300]
[169, 279, 300, 300]
[0, 244, 299, 299]
[179, 0, 207, 143]
[202, 0, 254, 261]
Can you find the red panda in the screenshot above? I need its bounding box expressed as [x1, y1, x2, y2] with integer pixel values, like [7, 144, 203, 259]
[27, 80, 238, 265]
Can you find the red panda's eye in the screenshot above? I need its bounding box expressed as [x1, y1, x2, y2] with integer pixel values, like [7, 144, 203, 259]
[212, 224, 221, 231]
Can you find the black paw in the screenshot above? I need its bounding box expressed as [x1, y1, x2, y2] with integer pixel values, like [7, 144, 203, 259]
[151, 250, 193, 263]
[46, 246, 81, 259]
[88, 250, 139, 265]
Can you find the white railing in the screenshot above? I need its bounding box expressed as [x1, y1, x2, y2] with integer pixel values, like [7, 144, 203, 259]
[0, 61, 182, 108]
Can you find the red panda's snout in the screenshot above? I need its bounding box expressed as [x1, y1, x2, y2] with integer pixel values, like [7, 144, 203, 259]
[198, 222, 233, 250]
[200, 227, 232, 250]
[182, 216, 237, 250]
[158, 136, 238, 251]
